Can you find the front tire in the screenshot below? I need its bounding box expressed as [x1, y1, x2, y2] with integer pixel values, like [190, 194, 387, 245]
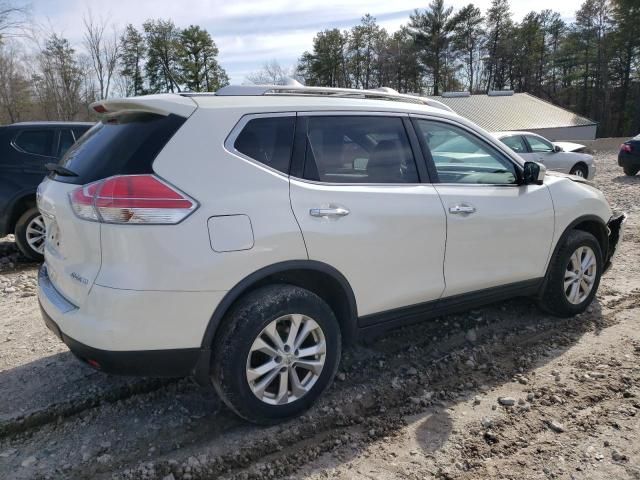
[570, 163, 588, 178]
[539, 230, 602, 317]
[14, 207, 45, 262]
[623, 166, 639, 176]
[211, 284, 341, 424]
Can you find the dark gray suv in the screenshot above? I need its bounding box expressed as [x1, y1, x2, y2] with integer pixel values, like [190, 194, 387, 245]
[0, 121, 92, 260]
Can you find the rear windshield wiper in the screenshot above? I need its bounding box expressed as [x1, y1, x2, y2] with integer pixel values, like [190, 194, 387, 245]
[45, 163, 78, 177]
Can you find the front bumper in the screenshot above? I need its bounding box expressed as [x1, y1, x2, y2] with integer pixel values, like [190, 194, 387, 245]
[604, 213, 626, 272]
[38, 265, 218, 377]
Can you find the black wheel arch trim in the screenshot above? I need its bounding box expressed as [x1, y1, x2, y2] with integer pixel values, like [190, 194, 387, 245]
[193, 260, 358, 384]
[543, 214, 609, 284]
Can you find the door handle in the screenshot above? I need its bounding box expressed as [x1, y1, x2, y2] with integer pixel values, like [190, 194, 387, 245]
[449, 204, 476, 215]
[309, 207, 350, 218]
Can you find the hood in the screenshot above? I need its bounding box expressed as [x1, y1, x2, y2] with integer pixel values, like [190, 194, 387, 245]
[553, 141, 586, 153]
[545, 169, 596, 187]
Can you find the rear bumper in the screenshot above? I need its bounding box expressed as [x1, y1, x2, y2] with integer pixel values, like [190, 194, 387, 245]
[604, 213, 626, 272]
[618, 152, 640, 167]
[40, 303, 199, 377]
[38, 264, 223, 377]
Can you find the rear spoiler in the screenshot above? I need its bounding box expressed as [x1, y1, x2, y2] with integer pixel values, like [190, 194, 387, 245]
[89, 94, 197, 119]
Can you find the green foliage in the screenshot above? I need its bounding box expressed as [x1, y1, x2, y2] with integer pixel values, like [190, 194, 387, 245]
[120, 24, 146, 96]
[295, 0, 640, 136]
[178, 25, 228, 92]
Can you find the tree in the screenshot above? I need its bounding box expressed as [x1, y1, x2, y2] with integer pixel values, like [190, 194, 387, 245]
[296, 29, 349, 87]
[0, 0, 29, 38]
[246, 60, 291, 85]
[610, 0, 640, 134]
[348, 14, 383, 89]
[83, 10, 119, 99]
[119, 24, 146, 96]
[485, 0, 513, 90]
[410, 0, 456, 95]
[178, 25, 228, 92]
[0, 40, 30, 122]
[451, 4, 484, 92]
[143, 19, 182, 93]
[32, 34, 85, 120]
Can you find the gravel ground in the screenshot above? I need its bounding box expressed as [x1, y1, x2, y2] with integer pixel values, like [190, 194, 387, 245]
[0, 148, 639, 480]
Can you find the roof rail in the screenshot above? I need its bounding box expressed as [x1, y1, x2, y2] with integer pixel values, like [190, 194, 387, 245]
[209, 84, 455, 113]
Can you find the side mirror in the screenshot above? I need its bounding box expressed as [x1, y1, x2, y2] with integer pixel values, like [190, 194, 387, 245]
[523, 161, 546, 185]
[553, 145, 563, 153]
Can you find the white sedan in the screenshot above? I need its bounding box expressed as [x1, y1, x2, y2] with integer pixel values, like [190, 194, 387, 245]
[494, 131, 595, 179]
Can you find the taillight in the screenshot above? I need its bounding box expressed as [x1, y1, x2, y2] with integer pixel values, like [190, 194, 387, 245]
[621, 143, 632, 153]
[69, 175, 197, 224]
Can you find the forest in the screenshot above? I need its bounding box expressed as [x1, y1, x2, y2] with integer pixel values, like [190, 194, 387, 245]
[0, 0, 638, 137]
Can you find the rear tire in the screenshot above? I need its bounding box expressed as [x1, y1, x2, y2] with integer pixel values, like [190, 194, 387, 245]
[538, 230, 602, 317]
[569, 163, 588, 178]
[623, 166, 639, 176]
[211, 284, 341, 424]
[14, 207, 45, 262]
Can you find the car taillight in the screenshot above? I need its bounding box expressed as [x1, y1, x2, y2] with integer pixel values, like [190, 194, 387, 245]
[621, 143, 632, 153]
[69, 175, 197, 224]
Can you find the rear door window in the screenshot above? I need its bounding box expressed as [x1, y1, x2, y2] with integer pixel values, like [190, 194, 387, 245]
[233, 116, 295, 174]
[501, 135, 527, 153]
[301, 116, 419, 184]
[14, 129, 55, 157]
[51, 113, 185, 185]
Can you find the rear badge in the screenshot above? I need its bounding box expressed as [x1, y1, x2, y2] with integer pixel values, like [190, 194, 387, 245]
[70, 272, 89, 285]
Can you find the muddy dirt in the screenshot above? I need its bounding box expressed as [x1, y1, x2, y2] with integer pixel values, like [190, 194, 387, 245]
[0, 149, 638, 480]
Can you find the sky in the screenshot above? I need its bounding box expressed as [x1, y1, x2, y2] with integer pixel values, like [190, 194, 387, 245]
[30, 0, 585, 85]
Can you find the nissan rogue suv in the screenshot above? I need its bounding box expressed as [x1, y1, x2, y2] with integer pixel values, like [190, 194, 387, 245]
[37, 85, 625, 423]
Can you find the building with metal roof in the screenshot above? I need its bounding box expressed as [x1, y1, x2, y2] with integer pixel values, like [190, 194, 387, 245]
[426, 91, 597, 141]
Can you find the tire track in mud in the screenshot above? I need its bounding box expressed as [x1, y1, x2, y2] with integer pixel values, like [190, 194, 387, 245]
[2, 285, 637, 478]
[104, 293, 640, 480]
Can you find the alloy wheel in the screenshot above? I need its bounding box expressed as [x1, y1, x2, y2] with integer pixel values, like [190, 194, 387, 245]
[25, 214, 46, 255]
[564, 245, 597, 304]
[246, 314, 326, 405]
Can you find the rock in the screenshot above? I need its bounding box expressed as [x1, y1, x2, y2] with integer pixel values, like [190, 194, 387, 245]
[498, 397, 516, 406]
[406, 367, 418, 376]
[481, 417, 493, 428]
[546, 420, 565, 433]
[517, 376, 529, 385]
[336, 372, 346, 382]
[162, 475, 176, 480]
[0, 449, 17, 458]
[484, 430, 498, 443]
[612, 450, 628, 462]
[465, 329, 477, 343]
[473, 395, 481, 405]
[21, 456, 36, 468]
[100, 441, 111, 449]
[97, 454, 112, 464]
[4, 287, 16, 293]
[527, 392, 535, 401]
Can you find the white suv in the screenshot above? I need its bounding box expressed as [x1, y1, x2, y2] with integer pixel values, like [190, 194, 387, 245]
[37, 85, 625, 423]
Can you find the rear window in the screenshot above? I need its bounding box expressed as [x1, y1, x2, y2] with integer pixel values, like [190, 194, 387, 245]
[51, 113, 185, 185]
